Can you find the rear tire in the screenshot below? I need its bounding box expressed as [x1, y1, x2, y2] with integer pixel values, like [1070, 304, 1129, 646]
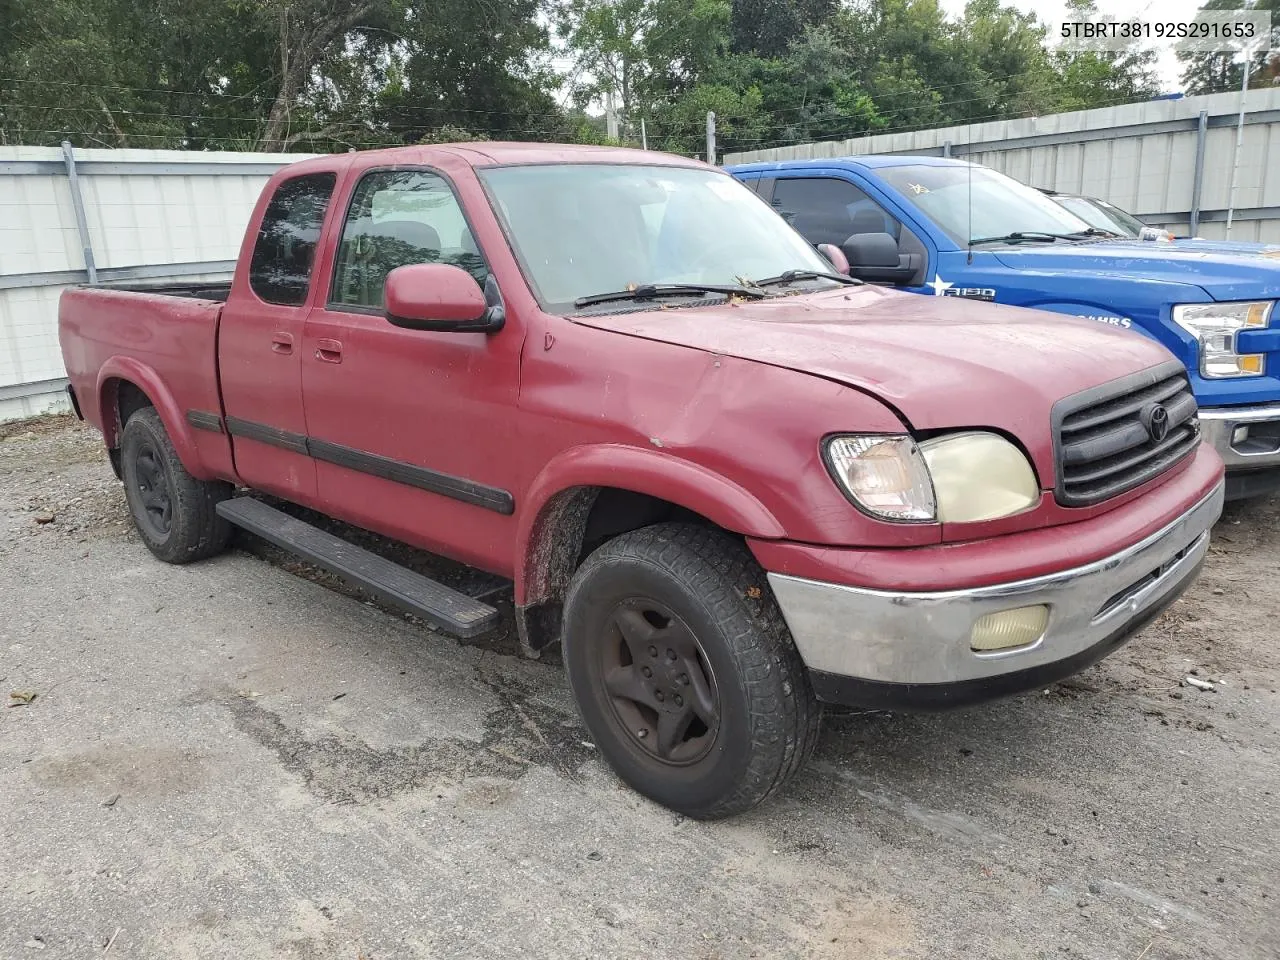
[120, 407, 233, 564]
[562, 522, 820, 819]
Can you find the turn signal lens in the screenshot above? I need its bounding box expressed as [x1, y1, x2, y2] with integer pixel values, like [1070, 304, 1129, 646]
[970, 605, 1049, 652]
[824, 435, 936, 522]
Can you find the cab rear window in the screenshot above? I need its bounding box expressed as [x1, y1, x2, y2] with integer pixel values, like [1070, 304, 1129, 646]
[248, 173, 337, 306]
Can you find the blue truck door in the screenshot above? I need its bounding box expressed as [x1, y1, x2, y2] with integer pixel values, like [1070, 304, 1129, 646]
[761, 173, 936, 294]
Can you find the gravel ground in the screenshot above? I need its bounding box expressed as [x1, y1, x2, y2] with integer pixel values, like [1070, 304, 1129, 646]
[1, 416, 1277, 960]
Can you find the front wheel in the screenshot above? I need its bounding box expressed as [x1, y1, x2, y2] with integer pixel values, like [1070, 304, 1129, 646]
[562, 523, 821, 819]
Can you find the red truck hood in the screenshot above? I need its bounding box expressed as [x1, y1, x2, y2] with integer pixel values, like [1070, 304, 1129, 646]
[573, 284, 1176, 484]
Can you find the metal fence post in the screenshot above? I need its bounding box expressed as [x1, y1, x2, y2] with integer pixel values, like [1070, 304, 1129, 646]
[60, 141, 98, 284]
[706, 111, 716, 166]
[1189, 110, 1208, 236]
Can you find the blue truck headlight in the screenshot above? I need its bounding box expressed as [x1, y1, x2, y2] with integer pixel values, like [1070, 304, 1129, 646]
[1173, 301, 1271, 379]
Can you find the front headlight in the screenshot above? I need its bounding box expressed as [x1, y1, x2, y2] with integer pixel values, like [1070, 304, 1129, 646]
[823, 432, 1039, 523]
[1172, 301, 1271, 379]
[919, 432, 1040, 523]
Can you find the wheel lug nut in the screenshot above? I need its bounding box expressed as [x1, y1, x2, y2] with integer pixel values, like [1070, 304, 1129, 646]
[666, 649, 676, 661]
[655, 691, 664, 702]
[679, 673, 689, 685]
[649, 646, 658, 658]
[641, 666, 652, 678]
[637, 728, 648, 738]
[674, 695, 683, 707]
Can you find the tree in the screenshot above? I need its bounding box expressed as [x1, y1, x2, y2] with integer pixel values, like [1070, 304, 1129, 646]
[1051, 0, 1160, 110]
[0, 0, 560, 150]
[0, 0, 1182, 153]
[1179, 0, 1280, 95]
[730, 0, 837, 57]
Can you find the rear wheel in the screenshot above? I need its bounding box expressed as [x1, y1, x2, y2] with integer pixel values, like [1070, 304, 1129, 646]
[562, 523, 820, 819]
[120, 407, 233, 564]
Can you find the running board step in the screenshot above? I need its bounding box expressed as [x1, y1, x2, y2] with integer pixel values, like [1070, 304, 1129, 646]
[216, 497, 500, 638]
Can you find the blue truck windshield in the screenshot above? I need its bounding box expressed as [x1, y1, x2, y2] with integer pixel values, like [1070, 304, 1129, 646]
[878, 164, 1091, 245]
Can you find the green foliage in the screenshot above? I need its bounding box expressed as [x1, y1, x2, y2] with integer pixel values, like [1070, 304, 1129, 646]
[418, 125, 490, 145]
[1050, 0, 1160, 112]
[0, 0, 1186, 154]
[1178, 0, 1279, 95]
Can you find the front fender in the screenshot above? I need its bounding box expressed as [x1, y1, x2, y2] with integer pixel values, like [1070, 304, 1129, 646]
[514, 443, 786, 604]
[97, 356, 211, 480]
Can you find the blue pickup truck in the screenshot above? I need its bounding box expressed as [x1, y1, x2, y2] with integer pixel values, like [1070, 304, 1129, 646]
[727, 156, 1280, 499]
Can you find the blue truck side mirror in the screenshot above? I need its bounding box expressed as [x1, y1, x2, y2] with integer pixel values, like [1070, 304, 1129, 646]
[842, 233, 918, 284]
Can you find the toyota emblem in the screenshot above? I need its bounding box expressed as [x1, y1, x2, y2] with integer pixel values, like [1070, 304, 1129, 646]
[1142, 403, 1170, 443]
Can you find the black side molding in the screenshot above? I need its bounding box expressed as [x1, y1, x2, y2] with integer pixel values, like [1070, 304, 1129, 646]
[186, 409, 223, 433]
[308, 437, 514, 515]
[222, 415, 514, 514]
[225, 416, 309, 455]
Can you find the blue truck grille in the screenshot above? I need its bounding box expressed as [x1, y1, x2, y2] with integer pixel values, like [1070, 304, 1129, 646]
[1054, 363, 1200, 507]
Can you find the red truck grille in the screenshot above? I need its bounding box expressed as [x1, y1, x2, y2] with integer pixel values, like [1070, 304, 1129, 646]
[1054, 362, 1200, 507]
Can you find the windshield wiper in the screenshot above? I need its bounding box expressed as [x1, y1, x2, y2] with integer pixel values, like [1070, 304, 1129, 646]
[969, 231, 1081, 246]
[1066, 227, 1122, 239]
[751, 269, 861, 288]
[573, 283, 765, 308]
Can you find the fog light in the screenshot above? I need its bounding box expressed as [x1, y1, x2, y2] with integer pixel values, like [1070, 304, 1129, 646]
[970, 605, 1049, 652]
[1232, 425, 1250, 445]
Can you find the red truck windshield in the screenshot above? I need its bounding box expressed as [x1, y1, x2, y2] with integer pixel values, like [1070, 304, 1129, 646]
[478, 163, 834, 311]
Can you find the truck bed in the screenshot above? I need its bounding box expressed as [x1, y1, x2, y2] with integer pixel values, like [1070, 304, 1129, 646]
[98, 279, 233, 302]
[58, 284, 234, 480]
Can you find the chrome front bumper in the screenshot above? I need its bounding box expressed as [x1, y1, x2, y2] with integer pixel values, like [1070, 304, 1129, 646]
[1199, 403, 1280, 470]
[768, 482, 1223, 698]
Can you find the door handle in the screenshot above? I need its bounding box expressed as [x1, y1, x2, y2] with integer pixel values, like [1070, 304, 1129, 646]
[315, 338, 343, 364]
[271, 332, 294, 355]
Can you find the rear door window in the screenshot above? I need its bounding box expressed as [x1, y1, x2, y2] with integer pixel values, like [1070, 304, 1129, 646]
[248, 173, 337, 306]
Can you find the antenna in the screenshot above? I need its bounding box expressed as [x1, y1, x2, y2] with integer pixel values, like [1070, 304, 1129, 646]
[966, 122, 974, 265]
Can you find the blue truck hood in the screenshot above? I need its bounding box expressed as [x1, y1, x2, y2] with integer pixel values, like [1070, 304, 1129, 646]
[1168, 238, 1280, 257]
[991, 240, 1280, 301]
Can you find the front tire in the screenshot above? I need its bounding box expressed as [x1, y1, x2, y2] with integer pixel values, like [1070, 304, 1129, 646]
[120, 407, 233, 564]
[562, 523, 820, 819]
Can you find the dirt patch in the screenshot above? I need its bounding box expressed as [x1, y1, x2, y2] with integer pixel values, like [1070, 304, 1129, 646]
[0, 417, 131, 550]
[30, 746, 210, 797]
[0, 412, 79, 441]
[1088, 494, 1280, 711]
[229, 670, 596, 803]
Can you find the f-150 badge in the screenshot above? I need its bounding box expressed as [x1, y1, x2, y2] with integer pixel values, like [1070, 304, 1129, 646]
[927, 275, 996, 301]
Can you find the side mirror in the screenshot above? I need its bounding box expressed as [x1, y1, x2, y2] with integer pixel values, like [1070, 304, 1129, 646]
[816, 243, 850, 275]
[384, 263, 505, 333]
[841, 233, 919, 284]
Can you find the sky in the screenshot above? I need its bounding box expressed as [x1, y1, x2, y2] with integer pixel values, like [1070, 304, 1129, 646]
[938, 0, 1211, 91]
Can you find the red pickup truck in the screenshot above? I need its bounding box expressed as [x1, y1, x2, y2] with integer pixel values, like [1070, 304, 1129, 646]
[60, 143, 1224, 818]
